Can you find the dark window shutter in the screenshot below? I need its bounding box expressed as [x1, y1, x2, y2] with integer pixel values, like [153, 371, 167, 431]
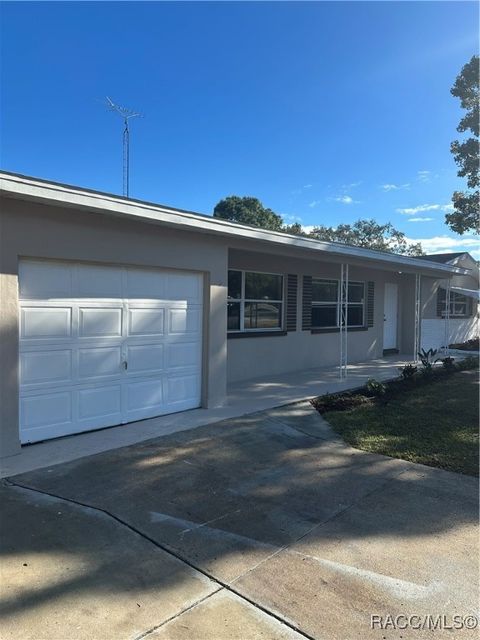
[286, 274, 298, 331]
[437, 288, 445, 317]
[468, 296, 475, 317]
[367, 281, 375, 327]
[302, 275, 312, 330]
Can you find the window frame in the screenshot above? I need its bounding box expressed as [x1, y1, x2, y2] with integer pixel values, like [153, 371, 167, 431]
[227, 269, 284, 333]
[440, 290, 469, 318]
[311, 278, 366, 329]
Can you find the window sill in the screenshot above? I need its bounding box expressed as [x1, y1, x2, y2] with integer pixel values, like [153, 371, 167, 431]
[310, 326, 369, 334]
[227, 330, 287, 339]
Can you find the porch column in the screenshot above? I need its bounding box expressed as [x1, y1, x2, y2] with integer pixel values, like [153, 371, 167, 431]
[443, 280, 451, 356]
[413, 273, 421, 362]
[339, 263, 349, 378]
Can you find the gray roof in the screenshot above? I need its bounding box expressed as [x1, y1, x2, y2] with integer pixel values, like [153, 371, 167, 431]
[418, 252, 468, 264]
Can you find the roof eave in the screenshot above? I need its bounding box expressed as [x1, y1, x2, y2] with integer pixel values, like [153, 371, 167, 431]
[0, 171, 467, 277]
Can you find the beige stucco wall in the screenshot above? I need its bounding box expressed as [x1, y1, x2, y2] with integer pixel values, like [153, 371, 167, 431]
[226, 248, 416, 383]
[422, 255, 479, 320]
[0, 196, 229, 457]
[1, 194, 452, 457]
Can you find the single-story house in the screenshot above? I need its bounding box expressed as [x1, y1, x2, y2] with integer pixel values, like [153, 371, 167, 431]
[0, 171, 471, 458]
[418, 252, 479, 351]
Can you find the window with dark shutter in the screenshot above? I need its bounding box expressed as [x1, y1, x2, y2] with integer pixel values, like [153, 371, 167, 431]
[302, 275, 312, 330]
[367, 281, 375, 327]
[437, 288, 445, 317]
[286, 274, 298, 331]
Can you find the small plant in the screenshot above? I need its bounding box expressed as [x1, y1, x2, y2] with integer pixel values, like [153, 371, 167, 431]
[417, 348, 441, 375]
[399, 363, 417, 380]
[365, 378, 386, 396]
[441, 357, 456, 372]
[457, 355, 479, 371]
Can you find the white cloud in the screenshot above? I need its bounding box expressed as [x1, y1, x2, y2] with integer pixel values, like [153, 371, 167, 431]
[303, 184, 313, 189]
[380, 183, 410, 192]
[334, 195, 355, 205]
[341, 181, 362, 190]
[302, 225, 315, 234]
[308, 200, 321, 208]
[417, 170, 431, 183]
[406, 235, 480, 259]
[407, 217, 435, 222]
[397, 203, 452, 216]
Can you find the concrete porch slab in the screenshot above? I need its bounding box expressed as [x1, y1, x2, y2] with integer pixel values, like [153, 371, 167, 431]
[1, 355, 412, 478]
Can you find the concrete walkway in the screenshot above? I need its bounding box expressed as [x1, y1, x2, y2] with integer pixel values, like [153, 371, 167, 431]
[2, 401, 478, 639]
[1, 355, 411, 477]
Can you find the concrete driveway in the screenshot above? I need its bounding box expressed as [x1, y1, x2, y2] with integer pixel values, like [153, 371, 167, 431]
[1, 402, 478, 639]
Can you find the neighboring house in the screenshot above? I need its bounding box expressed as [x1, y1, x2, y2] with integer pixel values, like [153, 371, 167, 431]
[419, 253, 479, 351]
[0, 172, 468, 457]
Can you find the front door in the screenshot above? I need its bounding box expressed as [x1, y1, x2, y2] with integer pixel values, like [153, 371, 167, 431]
[383, 283, 398, 350]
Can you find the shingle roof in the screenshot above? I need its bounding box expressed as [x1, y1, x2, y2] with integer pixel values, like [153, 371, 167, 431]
[417, 252, 467, 264]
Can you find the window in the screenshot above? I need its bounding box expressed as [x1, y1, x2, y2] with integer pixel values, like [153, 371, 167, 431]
[227, 270, 284, 332]
[439, 289, 469, 317]
[311, 278, 365, 328]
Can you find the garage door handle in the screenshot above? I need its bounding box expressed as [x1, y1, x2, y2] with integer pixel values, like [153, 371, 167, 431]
[123, 361, 128, 370]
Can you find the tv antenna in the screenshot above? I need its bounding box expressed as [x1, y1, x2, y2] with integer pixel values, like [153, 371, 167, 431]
[106, 96, 142, 197]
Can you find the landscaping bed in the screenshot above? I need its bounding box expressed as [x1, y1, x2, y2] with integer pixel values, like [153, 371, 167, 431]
[312, 355, 479, 476]
[449, 337, 479, 351]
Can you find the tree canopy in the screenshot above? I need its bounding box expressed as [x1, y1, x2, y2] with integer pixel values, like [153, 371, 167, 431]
[447, 55, 479, 235]
[308, 220, 424, 256]
[213, 196, 284, 231]
[213, 196, 424, 256]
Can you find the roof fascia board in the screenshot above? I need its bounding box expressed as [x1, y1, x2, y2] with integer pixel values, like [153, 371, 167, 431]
[0, 172, 467, 277]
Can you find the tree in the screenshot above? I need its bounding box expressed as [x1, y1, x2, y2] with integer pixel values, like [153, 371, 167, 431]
[447, 55, 479, 234]
[213, 196, 424, 255]
[213, 196, 284, 231]
[308, 219, 424, 256]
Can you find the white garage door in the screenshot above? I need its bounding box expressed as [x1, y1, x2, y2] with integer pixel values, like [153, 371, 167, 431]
[19, 260, 203, 443]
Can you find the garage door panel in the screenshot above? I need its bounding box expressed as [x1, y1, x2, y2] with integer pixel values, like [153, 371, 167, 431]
[78, 386, 122, 421]
[19, 261, 73, 299]
[168, 308, 201, 334]
[19, 260, 203, 443]
[21, 392, 72, 430]
[76, 264, 123, 298]
[78, 346, 123, 380]
[166, 272, 202, 302]
[20, 350, 72, 386]
[126, 344, 164, 374]
[126, 268, 167, 299]
[126, 378, 164, 412]
[21, 307, 72, 340]
[166, 342, 201, 369]
[128, 307, 165, 336]
[166, 374, 200, 405]
[79, 307, 123, 338]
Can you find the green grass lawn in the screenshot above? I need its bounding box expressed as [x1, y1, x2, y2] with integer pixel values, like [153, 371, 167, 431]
[324, 370, 479, 476]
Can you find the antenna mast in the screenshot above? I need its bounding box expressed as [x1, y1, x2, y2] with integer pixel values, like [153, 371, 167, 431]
[106, 97, 142, 197]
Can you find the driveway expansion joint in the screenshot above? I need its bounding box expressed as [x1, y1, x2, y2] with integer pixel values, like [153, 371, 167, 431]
[4, 478, 316, 640]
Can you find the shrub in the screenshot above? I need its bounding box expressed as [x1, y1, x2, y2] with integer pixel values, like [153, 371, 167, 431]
[398, 363, 418, 380]
[312, 392, 372, 413]
[441, 357, 456, 372]
[457, 355, 479, 371]
[365, 378, 387, 396]
[418, 348, 441, 375]
[449, 337, 479, 352]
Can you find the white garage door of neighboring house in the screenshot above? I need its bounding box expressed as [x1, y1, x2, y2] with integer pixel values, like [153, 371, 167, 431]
[19, 260, 203, 444]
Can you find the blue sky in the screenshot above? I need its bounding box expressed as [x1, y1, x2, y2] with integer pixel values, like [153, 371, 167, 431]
[1, 1, 479, 255]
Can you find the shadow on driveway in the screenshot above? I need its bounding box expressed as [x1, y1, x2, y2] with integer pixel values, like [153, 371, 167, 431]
[2, 402, 479, 639]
